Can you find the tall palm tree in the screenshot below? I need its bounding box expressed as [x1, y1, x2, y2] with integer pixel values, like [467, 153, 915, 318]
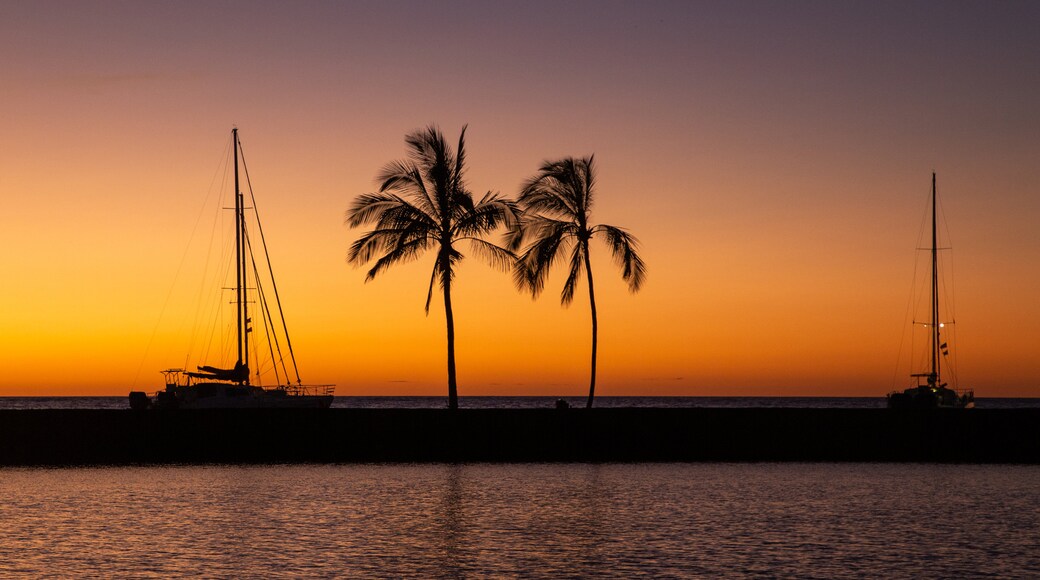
[513, 156, 646, 408]
[346, 125, 517, 410]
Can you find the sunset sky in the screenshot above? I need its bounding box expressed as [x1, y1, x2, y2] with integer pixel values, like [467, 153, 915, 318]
[1, 1, 1037, 397]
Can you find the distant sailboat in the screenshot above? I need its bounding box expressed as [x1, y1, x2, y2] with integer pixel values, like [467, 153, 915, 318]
[129, 129, 334, 409]
[887, 173, 974, 409]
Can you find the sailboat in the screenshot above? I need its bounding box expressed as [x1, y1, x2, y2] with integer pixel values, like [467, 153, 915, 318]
[129, 129, 334, 410]
[887, 173, 974, 409]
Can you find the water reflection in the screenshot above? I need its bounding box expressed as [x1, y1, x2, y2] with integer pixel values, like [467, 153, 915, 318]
[0, 464, 1037, 577]
[439, 464, 465, 577]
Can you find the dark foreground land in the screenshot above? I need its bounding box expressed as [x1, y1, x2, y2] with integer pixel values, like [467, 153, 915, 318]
[1, 408, 1038, 466]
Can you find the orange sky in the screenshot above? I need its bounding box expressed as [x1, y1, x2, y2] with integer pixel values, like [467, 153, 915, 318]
[1, 2, 1038, 397]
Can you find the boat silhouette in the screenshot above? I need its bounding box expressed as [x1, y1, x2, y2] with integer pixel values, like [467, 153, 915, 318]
[129, 129, 333, 410]
[887, 174, 973, 409]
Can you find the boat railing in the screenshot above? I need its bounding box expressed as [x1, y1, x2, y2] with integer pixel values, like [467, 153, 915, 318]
[891, 383, 974, 396]
[161, 368, 187, 389]
[280, 384, 336, 397]
[157, 370, 334, 398]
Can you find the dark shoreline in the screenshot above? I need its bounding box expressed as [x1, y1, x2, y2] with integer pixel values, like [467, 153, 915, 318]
[1, 408, 1037, 466]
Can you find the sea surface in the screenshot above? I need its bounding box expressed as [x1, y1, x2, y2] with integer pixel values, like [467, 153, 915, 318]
[2, 397, 1038, 576]
[1, 395, 1037, 410]
[0, 463, 1037, 577]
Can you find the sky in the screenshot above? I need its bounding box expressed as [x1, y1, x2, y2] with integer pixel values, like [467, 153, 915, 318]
[1, 1, 1038, 397]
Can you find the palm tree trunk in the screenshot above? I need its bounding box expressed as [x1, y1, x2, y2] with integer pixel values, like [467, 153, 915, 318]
[442, 254, 459, 410]
[583, 243, 598, 409]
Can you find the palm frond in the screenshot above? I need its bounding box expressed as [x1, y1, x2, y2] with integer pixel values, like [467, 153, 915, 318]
[347, 227, 413, 265]
[563, 158, 584, 215]
[452, 124, 468, 196]
[504, 216, 526, 253]
[453, 192, 519, 238]
[372, 201, 438, 233]
[376, 160, 439, 219]
[560, 243, 586, 306]
[518, 172, 579, 219]
[406, 126, 447, 174]
[345, 193, 408, 227]
[450, 188, 476, 223]
[594, 224, 647, 292]
[581, 155, 595, 212]
[515, 217, 576, 297]
[517, 156, 596, 224]
[424, 261, 439, 314]
[512, 256, 534, 293]
[376, 160, 420, 195]
[407, 126, 453, 211]
[364, 234, 435, 281]
[463, 237, 516, 272]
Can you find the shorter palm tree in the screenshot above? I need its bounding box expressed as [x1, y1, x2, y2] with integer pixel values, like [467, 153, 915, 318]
[346, 125, 517, 409]
[513, 156, 646, 408]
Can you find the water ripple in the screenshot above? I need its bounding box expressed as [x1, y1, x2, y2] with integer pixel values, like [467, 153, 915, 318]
[0, 463, 1037, 577]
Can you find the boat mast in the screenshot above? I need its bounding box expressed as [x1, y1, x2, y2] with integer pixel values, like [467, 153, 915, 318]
[233, 128, 249, 385]
[930, 172, 940, 387]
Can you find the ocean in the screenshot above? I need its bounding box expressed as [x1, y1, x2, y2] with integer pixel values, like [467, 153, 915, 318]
[1, 395, 1037, 410]
[2, 396, 1038, 576]
[0, 463, 1037, 577]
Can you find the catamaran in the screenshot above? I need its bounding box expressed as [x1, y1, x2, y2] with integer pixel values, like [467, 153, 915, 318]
[887, 173, 974, 409]
[129, 129, 334, 409]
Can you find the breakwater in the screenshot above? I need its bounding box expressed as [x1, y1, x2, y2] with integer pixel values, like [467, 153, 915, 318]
[1, 408, 1037, 465]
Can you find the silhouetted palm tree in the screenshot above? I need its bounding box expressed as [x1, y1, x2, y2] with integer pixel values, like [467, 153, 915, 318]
[346, 125, 518, 409]
[513, 156, 646, 408]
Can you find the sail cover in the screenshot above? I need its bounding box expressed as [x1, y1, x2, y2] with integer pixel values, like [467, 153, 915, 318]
[186, 361, 249, 382]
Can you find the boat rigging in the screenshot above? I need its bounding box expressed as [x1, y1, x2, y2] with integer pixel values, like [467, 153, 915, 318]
[130, 129, 334, 409]
[887, 173, 974, 409]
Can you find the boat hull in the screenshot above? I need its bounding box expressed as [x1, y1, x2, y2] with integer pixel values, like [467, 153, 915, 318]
[131, 383, 334, 410]
[886, 386, 974, 409]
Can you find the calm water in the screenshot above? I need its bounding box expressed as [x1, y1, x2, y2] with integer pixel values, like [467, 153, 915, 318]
[1, 395, 1037, 410]
[0, 463, 1037, 577]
